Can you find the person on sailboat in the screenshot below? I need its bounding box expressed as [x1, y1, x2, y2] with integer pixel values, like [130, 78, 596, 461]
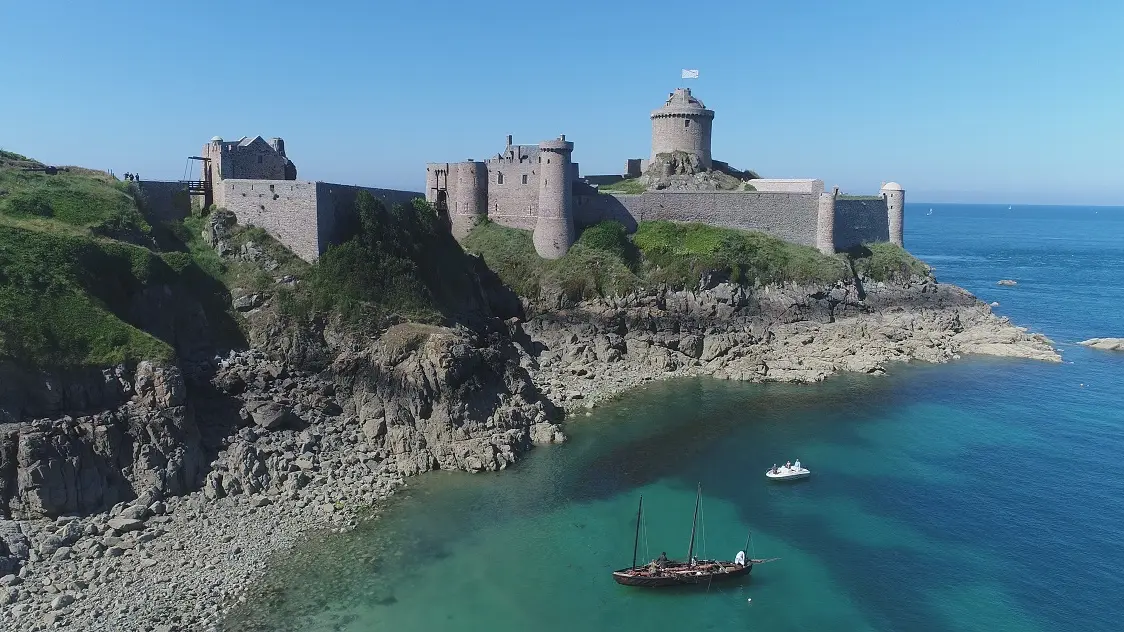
[656, 552, 668, 568]
[735, 550, 747, 566]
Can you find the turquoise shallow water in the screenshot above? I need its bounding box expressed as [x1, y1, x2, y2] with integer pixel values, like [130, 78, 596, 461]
[228, 204, 1124, 632]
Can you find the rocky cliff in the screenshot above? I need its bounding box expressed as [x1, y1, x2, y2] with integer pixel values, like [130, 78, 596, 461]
[515, 275, 1059, 411]
[0, 210, 1061, 631]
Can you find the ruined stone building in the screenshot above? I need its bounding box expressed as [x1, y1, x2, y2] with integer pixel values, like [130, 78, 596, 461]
[194, 136, 419, 262]
[426, 88, 905, 259]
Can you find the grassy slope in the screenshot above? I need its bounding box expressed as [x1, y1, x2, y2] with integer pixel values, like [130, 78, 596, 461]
[596, 178, 648, 194]
[0, 152, 234, 368]
[462, 220, 642, 301]
[464, 219, 927, 304]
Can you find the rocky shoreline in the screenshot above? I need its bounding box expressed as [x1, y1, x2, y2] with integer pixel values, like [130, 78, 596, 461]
[0, 277, 1059, 632]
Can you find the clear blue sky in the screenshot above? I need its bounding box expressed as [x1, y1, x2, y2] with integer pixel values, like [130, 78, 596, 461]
[2, 0, 1121, 205]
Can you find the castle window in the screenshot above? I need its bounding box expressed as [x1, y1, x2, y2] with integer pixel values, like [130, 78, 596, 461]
[257, 155, 263, 164]
[522, 175, 528, 185]
[497, 172, 504, 184]
[685, 119, 690, 128]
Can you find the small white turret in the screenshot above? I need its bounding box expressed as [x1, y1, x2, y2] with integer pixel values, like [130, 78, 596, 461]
[881, 182, 905, 247]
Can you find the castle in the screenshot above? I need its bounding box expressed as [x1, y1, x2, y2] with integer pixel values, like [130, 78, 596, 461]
[190, 136, 419, 262]
[426, 87, 905, 259]
[136, 87, 903, 264]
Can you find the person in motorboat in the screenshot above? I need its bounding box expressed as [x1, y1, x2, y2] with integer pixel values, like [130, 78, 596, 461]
[770, 464, 778, 474]
[794, 458, 802, 470]
[735, 550, 747, 566]
[785, 461, 791, 469]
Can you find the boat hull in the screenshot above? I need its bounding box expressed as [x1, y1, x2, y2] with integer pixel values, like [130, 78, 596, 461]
[612, 562, 753, 587]
[765, 468, 810, 481]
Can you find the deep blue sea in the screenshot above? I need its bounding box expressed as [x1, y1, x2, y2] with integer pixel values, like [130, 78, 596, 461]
[228, 204, 1124, 632]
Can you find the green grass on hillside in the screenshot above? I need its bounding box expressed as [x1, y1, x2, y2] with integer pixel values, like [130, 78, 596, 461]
[847, 241, 930, 281]
[597, 178, 648, 194]
[0, 167, 151, 235]
[464, 220, 929, 304]
[462, 220, 642, 303]
[0, 225, 175, 367]
[0, 155, 243, 369]
[633, 221, 850, 287]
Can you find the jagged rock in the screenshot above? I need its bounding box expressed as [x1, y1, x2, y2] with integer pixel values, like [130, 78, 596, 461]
[204, 209, 237, 257]
[244, 401, 298, 431]
[233, 293, 267, 312]
[118, 504, 148, 521]
[133, 361, 186, 409]
[529, 423, 566, 445]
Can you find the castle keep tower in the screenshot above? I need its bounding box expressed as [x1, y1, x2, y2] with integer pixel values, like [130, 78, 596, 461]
[533, 135, 575, 259]
[650, 88, 715, 169]
[881, 182, 905, 247]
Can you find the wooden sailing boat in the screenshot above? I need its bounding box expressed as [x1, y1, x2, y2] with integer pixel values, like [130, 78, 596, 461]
[611, 483, 758, 587]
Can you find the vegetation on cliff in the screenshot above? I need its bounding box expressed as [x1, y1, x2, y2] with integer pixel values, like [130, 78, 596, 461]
[0, 148, 928, 370]
[0, 153, 237, 368]
[463, 219, 929, 304]
[461, 219, 641, 301]
[279, 193, 491, 328]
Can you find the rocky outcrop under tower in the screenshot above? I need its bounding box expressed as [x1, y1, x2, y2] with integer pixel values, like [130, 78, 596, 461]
[638, 152, 757, 191]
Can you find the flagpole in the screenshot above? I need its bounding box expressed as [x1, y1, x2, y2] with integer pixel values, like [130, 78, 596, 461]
[680, 68, 699, 89]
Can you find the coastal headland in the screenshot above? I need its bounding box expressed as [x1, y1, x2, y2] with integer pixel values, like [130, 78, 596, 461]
[0, 149, 1059, 632]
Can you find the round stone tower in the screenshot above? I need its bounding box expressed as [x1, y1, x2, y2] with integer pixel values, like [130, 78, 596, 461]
[533, 135, 575, 259]
[881, 182, 905, 247]
[650, 88, 715, 169]
[816, 192, 836, 255]
[453, 161, 487, 239]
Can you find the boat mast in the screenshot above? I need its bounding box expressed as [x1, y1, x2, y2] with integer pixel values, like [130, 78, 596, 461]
[686, 483, 701, 563]
[631, 495, 643, 570]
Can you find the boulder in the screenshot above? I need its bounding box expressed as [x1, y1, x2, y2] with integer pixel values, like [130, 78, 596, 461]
[245, 401, 298, 431]
[1077, 337, 1124, 351]
[106, 517, 145, 533]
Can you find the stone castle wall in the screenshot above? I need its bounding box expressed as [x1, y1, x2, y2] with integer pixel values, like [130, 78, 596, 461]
[486, 158, 538, 224]
[574, 191, 821, 246]
[832, 198, 890, 251]
[221, 180, 322, 261]
[570, 191, 893, 252]
[746, 179, 825, 195]
[219, 180, 420, 262]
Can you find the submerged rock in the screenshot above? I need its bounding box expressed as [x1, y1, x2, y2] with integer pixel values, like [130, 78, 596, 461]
[1077, 337, 1124, 351]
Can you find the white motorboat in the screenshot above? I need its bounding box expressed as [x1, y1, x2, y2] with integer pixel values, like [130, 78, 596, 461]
[765, 465, 810, 481]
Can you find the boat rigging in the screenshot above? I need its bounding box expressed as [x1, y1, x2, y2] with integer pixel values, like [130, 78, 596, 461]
[611, 483, 776, 587]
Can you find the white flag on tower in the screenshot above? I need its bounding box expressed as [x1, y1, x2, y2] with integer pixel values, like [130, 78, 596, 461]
[681, 69, 699, 79]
